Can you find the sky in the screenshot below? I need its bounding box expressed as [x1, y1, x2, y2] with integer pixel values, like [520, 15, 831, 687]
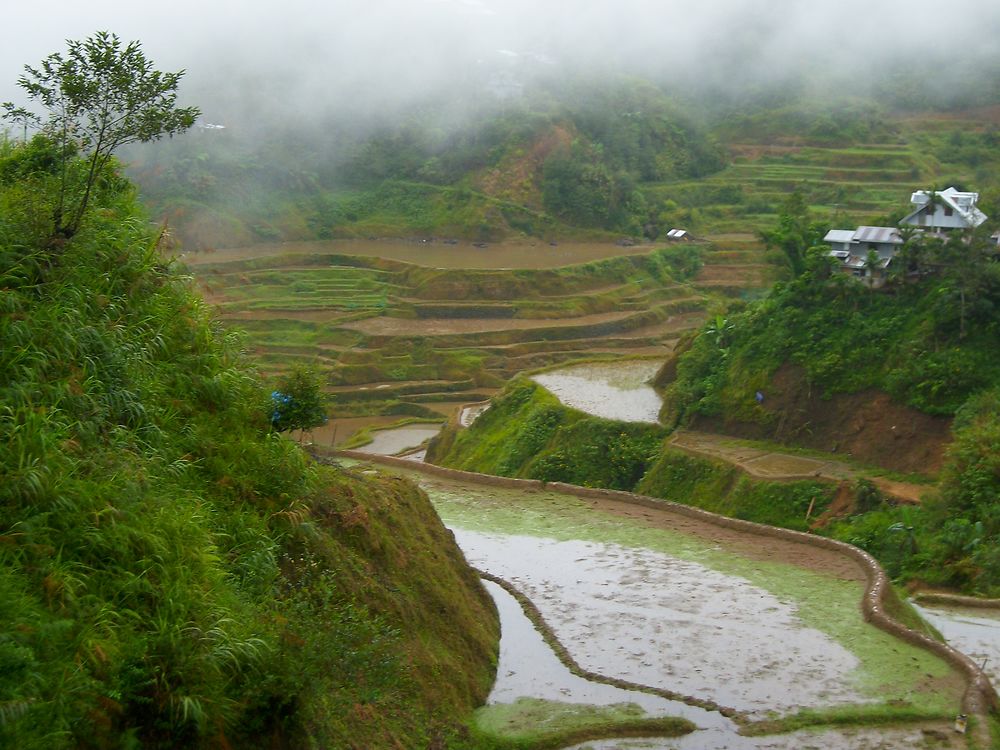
[3, 0, 1000, 124]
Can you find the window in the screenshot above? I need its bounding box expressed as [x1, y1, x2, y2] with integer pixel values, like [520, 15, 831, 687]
[944, 205, 953, 217]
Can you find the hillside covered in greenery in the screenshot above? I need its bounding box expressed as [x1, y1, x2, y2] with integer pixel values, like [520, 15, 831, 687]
[127, 75, 1000, 250]
[659, 221, 1000, 595]
[433, 204, 1000, 597]
[129, 77, 727, 246]
[0, 137, 500, 748]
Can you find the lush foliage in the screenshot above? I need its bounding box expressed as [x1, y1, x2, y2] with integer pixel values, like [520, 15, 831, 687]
[637, 451, 834, 531]
[270, 364, 328, 434]
[828, 388, 1000, 596]
[662, 209, 1000, 594]
[664, 226, 1000, 425]
[430, 379, 665, 491]
[0, 140, 497, 747]
[129, 76, 725, 243]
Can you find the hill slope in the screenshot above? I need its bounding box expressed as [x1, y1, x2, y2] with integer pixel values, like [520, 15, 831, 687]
[0, 138, 497, 748]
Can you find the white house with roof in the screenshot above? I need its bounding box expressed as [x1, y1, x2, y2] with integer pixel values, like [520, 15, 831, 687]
[823, 225, 901, 285]
[901, 187, 987, 232]
[824, 186, 995, 286]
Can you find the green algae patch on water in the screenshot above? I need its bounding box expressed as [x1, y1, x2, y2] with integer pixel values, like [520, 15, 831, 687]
[474, 698, 694, 749]
[399, 472, 963, 718]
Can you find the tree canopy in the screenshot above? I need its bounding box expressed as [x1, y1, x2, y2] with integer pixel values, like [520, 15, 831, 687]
[2, 31, 200, 237]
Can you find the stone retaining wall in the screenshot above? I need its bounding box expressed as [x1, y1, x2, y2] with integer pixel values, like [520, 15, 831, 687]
[329, 448, 998, 742]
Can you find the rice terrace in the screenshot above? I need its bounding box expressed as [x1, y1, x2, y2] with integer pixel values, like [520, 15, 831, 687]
[5, 5, 1000, 747]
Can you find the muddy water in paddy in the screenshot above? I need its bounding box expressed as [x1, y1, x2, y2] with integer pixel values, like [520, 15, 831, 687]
[532, 360, 663, 423]
[345, 464, 964, 747]
[459, 529, 863, 717]
[484, 580, 729, 728]
[183, 239, 657, 270]
[353, 425, 441, 456]
[911, 601, 1000, 687]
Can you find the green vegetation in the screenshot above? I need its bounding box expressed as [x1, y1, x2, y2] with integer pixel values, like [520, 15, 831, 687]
[430, 377, 834, 533]
[0, 138, 499, 746]
[429, 379, 666, 490]
[270, 364, 328, 434]
[659, 197, 1000, 594]
[127, 87, 1000, 247]
[637, 450, 834, 531]
[473, 698, 693, 749]
[131, 76, 728, 245]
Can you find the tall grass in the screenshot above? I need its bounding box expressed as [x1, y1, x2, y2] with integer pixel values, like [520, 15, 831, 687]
[0, 142, 498, 747]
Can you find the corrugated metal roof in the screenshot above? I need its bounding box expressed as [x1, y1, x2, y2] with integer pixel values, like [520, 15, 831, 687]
[853, 226, 901, 244]
[824, 229, 855, 243]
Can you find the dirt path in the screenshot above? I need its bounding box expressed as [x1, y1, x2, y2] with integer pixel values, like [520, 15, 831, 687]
[669, 430, 933, 504]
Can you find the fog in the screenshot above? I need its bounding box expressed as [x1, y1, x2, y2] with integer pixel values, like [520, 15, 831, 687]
[4, 0, 1000, 129]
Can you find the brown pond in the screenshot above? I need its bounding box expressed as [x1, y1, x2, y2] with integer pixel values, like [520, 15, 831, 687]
[181, 238, 659, 270]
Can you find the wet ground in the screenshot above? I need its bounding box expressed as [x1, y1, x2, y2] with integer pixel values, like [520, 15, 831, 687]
[460, 402, 491, 427]
[483, 580, 728, 728]
[461, 530, 865, 717]
[532, 360, 663, 423]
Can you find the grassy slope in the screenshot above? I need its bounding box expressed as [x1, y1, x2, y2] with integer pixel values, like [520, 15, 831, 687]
[428, 378, 834, 533]
[0, 142, 498, 748]
[429, 378, 666, 491]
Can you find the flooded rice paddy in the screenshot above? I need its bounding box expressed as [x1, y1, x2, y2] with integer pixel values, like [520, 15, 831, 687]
[462, 529, 864, 717]
[483, 580, 727, 727]
[352, 424, 442, 455]
[531, 360, 663, 423]
[338, 460, 966, 747]
[373, 468, 963, 721]
[911, 601, 1000, 687]
[184, 238, 658, 270]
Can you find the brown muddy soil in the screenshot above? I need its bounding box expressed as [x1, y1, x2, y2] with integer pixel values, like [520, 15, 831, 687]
[690, 363, 951, 475]
[179, 238, 658, 270]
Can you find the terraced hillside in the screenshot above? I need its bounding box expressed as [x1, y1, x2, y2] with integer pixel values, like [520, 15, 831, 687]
[646, 107, 1000, 238]
[185, 241, 758, 440]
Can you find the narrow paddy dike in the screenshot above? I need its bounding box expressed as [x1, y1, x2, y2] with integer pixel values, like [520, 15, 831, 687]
[324, 449, 997, 748]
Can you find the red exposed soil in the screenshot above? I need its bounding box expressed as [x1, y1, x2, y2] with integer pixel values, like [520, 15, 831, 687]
[690, 363, 952, 476]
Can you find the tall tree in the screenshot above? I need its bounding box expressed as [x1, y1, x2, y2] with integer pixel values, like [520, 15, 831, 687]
[2, 31, 199, 238]
[759, 191, 827, 277]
